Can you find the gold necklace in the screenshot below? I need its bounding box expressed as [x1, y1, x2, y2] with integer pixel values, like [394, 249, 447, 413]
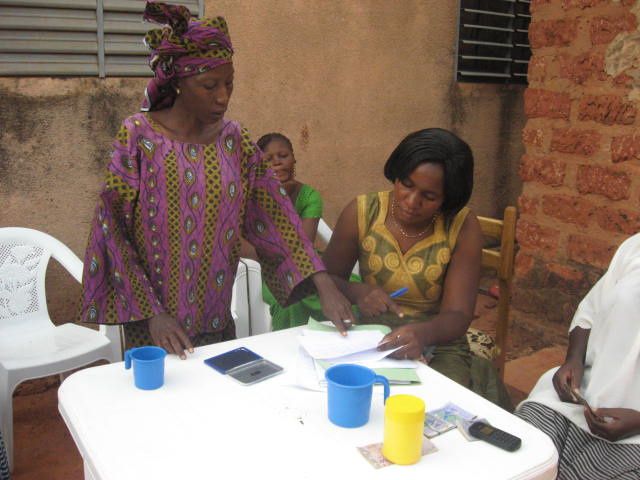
[391, 200, 438, 239]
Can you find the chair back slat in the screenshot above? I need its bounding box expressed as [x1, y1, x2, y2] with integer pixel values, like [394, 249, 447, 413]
[476, 207, 517, 379]
[481, 250, 501, 272]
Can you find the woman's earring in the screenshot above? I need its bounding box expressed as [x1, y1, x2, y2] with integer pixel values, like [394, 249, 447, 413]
[175, 87, 181, 95]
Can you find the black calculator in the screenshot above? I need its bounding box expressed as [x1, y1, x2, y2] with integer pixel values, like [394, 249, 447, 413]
[468, 421, 522, 452]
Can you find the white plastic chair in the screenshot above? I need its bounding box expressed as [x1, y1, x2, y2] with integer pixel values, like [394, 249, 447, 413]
[317, 218, 360, 276]
[231, 258, 272, 338]
[0, 227, 121, 470]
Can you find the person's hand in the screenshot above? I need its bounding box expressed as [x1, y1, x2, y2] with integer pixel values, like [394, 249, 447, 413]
[377, 324, 425, 360]
[148, 313, 194, 359]
[355, 286, 403, 318]
[585, 408, 640, 441]
[552, 358, 584, 402]
[314, 273, 357, 335]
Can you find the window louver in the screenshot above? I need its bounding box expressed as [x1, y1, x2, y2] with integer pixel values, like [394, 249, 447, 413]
[0, 0, 202, 77]
[456, 0, 531, 84]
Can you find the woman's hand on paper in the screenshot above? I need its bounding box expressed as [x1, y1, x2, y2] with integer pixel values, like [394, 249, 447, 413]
[377, 324, 424, 360]
[148, 312, 194, 359]
[313, 272, 357, 335]
[585, 408, 640, 441]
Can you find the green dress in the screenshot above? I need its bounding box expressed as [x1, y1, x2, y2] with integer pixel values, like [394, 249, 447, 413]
[357, 191, 512, 410]
[263, 184, 326, 330]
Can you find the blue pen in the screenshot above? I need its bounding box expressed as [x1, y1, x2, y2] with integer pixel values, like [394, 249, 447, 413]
[389, 287, 408, 298]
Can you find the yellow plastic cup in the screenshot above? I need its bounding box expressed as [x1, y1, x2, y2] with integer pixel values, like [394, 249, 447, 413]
[382, 394, 425, 465]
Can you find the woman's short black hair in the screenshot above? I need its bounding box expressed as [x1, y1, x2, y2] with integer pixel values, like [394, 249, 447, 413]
[257, 132, 293, 152]
[383, 128, 474, 218]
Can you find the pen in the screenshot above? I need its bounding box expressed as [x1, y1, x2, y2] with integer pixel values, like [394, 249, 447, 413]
[389, 287, 408, 298]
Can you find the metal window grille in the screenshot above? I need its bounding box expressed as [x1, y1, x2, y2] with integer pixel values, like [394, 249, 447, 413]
[456, 0, 531, 84]
[0, 0, 202, 77]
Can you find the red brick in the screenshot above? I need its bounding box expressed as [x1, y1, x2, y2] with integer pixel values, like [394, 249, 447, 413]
[516, 220, 560, 258]
[558, 52, 606, 84]
[530, 0, 551, 12]
[528, 56, 547, 83]
[546, 262, 587, 292]
[542, 194, 594, 227]
[611, 134, 640, 163]
[518, 195, 539, 216]
[567, 234, 617, 269]
[590, 13, 637, 45]
[529, 19, 579, 49]
[519, 155, 566, 187]
[550, 128, 601, 156]
[576, 165, 631, 200]
[562, 0, 606, 8]
[547, 262, 584, 282]
[596, 206, 640, 235]
[578, 95, 637, 125]
[522, 127, 544, 147]
[613, 72, 634, 87]
[514, 252, 535, 277]
[525, 89, 571, 120]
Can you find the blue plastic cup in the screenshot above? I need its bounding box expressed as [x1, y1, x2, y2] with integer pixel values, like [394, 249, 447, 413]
[325, 364, 390, 428]
[124, 346, 167, 390]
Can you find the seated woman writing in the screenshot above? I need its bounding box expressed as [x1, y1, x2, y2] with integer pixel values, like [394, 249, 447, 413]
[516, 233, 640, 480]
[323, 128, 511, 409]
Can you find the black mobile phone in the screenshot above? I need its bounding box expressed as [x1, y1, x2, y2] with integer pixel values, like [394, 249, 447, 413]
[204, 347, 263, 374]
[468, 421, 522, 452]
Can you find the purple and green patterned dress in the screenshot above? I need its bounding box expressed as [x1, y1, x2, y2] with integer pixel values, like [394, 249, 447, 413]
[79, 112, 324, 347]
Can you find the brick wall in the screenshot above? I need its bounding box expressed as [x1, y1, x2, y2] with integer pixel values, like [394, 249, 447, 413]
[515, 0, 640, 327]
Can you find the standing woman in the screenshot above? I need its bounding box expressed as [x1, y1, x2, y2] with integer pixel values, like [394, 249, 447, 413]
[79, 2, 354, 357]
[256, 133, 325, 330]
[323, 128, 511, 408]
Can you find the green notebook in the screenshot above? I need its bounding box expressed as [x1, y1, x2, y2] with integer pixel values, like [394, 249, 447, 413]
[306, 319, 421, 385]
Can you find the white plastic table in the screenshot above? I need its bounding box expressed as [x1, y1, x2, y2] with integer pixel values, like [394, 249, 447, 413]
[58, 327, 557, 480]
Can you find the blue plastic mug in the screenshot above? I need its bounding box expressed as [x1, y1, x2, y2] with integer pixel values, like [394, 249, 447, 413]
[325, 364, 390, 428]
[124, 346, 167, 390]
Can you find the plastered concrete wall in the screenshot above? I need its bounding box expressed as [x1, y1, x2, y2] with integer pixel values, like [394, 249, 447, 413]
[0, 1, 525, 325]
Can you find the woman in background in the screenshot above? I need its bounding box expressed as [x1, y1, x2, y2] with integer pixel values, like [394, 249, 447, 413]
[254, 133, 325, 330]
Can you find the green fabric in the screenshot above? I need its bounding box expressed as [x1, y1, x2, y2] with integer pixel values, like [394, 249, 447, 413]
[294, 184, 323, 219]
[264, 182, 327, 330]
[265, 273, 361, 330]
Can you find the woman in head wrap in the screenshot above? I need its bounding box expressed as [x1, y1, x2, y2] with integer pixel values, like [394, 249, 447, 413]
[79, 2, 355, 358]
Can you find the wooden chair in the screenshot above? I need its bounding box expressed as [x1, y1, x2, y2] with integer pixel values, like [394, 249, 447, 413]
[471, 206, 517, 379]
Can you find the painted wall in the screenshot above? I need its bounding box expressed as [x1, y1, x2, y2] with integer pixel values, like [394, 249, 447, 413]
[0, 1, 525, 325]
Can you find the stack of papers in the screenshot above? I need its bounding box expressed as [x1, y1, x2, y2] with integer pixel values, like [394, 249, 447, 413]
[295, 319, 421, 390]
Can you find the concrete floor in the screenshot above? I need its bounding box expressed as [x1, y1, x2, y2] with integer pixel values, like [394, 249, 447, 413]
[8, 295, 568, 479]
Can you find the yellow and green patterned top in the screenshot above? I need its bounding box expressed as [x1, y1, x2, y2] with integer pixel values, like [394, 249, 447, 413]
[357, 191, 469, 322]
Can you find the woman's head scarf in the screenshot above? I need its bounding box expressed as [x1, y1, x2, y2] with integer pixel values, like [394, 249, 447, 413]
[140, 2, 234, 111]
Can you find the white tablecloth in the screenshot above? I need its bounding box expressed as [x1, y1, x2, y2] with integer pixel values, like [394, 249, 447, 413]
[58, 327, 557, 480]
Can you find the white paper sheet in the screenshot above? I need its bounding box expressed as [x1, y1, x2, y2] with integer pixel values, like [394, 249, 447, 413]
[298, 329, 385, 359]
[322, 345, 403, 365]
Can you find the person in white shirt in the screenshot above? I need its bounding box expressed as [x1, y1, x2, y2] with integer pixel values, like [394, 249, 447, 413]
[517, 233, 640, 480]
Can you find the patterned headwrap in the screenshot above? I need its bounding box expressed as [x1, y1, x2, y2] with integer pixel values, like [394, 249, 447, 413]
[140, 1, 234, 111]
